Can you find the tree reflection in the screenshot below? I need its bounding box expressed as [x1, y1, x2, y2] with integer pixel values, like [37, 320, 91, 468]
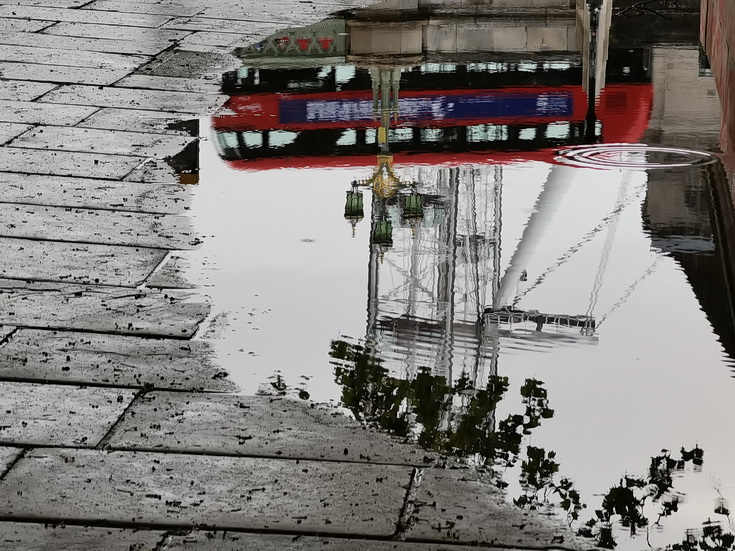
[672, 520, 735, 551]
[331, 338, 522, 462]
[330, 338, 723, 549]
[330, 338, 583, 522]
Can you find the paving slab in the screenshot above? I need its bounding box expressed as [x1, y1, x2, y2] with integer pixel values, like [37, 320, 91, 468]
[167, 531, 515, 550]
[0, 62, 133, 86]
[0, 522, 164, 551]
[135, 49, 235, 78]
[177, 30, 261, 49]
[146, 255, 197, 289]
[0, 325, 14, 343]
[0, 19, 51, 33]
[10, 126, 195, 158]
[0, 147, 145, 180]
[0, 123, 31, 145]
[39, 84, 226, 114]
[0, 237, 166, 287]
[0, 0, 91, 6]
[406, 468, 587, 549]
[0, 280, 208, 338]
[0, 447, 22, 477]
[0, 31, 170, 56]
[0, 44, 149, 70]
[78, 108, 199, 135]
[0, 448, 411, 536]
[0, 382, 136, 447]
[42, 21, 190, 43]
[115, 74, 221, 94]
[0, 5, 173, 28]
[0, 80, 57, 101]
[174, 43, 235, 54]
[0, 329, 235, 392]
[85, 0, 205, 17]
[162, 17, 284, 36]
[108, 393, 436, 465]
[123, 158, 182, 183]
[0, 203, 197, 249]
[0, 173, 191, 214]
[0, 100, 97, 126]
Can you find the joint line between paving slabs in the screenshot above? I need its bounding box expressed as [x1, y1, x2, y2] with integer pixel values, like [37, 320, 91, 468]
[0, 448, 28, 481]
[2, 323, 198, 341]
[0, 230, 175, 249]
[105, 444, 432, 468]
[96, 388, 148, 450]
[0, 327, 19, 348]
[0, 375, 209, 393]
[141, 250, 173, 289]
[0, 515, 398, 540]
[392, 467, 424, 541]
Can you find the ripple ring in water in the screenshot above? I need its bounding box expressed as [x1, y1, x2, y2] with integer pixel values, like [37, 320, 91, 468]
[555, 144, 718, 170]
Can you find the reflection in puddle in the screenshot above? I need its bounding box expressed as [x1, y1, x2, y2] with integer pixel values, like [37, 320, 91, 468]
[556, 144, 719, 169]
[188, 0, 735, 548]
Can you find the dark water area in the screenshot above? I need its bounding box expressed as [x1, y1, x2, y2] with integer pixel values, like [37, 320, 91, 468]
[187, 0, 735, 548]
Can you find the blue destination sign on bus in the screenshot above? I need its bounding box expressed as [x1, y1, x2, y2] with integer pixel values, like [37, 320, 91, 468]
[279, 91, 575, 125]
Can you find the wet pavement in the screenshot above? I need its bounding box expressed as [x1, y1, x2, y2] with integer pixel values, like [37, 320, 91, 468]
[1, 0, 735, 549]
[0, 0, 594, 549]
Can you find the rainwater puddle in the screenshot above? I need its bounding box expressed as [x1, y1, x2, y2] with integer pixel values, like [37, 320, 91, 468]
[183, 1, 735, 548]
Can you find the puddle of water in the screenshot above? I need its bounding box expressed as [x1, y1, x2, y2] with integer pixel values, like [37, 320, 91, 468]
[184, 1, 735, 548]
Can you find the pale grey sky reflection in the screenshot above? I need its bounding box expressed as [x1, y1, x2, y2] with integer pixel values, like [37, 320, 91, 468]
[188, 125, 735, 549]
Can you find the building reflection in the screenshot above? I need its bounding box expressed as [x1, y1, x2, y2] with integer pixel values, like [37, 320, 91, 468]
[212, 0, 735, 399]
[210, 1, 735, 545]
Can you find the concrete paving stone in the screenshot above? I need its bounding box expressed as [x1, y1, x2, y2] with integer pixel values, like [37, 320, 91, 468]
[0, 123, 32, 145]
[78, 108, 199, 136]
[123, 158, 180, 183]
[0, 80, 57, 101]
[0, 100, 97, 126]
[195, 0, 372, 17]
[177, 30, 262, 48]
[0, 44, 149, 71]
[162, 17, 284, 36]
[42, 21, 191, 43]
[0, 325, 14, 343]
[167, 531, 521, 550]
[0, 147, 144, 180]
[0, 203, 199, 249]
[0, 0, 91, 6]
[39, 84, 226, 115]
[0, 279, 209, 338]
[0, 237, 167, 287]
[108, 393, 436, 466]
[406, 468, 587, 549]
[0, 522, 163, 551]
[0, 329, 235, 392]
[85, 0, 204, 17]
[0, 19, 51, 33]
[0, 173, 192, 214]
[135, 49, 236, 78]
[0, 447, 22, 477]
[0, 5, 173, 28]
[146, 255, 197, 289]
[0, 31, 171, 56]
[0, 62, 133, 86]
[115, 74, 221, 94]
[0, 382, 136, 447]
[0, 448, 411, 536]
[10, 126, 196, 159]
[198, 4, 327, 23]
[174, 44, 235, 55]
